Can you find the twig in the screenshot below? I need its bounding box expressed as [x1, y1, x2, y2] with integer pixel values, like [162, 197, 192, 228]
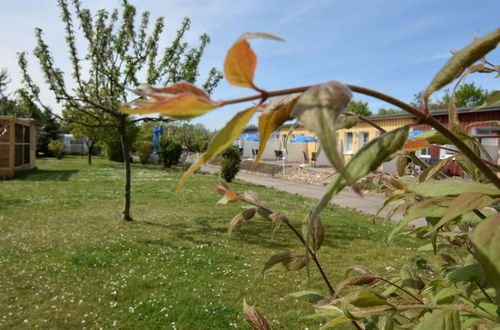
[241, 198, 336, 296]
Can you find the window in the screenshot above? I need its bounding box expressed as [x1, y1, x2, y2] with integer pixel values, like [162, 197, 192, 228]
[359, 132, 369, 149]
[344, 132, 353, 154]
[440, 144, 457, 159]
[418, 148, 431, 158]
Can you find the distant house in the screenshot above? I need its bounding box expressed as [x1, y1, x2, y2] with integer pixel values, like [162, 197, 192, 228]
[277, 105, 500, 169]
[411, 105, 500, 175]
[58, 134, 89, 155]
[0, 116, 36, 179]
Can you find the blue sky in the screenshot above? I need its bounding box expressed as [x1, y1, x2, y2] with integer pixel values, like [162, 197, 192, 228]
[1, 0, 499, 130]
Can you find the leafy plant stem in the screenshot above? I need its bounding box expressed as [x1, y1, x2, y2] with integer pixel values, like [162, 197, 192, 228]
[377, 277, 425, 304]
[241, 198, 336, 296]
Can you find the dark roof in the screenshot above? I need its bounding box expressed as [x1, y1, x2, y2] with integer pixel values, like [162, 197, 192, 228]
[367, 105, 500, 120]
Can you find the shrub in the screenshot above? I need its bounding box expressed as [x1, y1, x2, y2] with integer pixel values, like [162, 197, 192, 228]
[47, 140, 65, 159]
[158, 135, 182, 168]
[219, 145, 241, 182]
[135, 140, 153, 165]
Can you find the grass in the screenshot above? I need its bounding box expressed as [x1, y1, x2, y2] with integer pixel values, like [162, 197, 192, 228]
[0, 156, 435, 329]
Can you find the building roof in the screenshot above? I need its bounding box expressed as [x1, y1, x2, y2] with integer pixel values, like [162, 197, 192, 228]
[366, 105, 500, 120]
[277, 105, 500, 130]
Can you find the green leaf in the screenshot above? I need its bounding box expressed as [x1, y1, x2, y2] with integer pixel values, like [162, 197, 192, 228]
[414, 309, 461, 330]
[389, 197, 452, 241]
[377, 315, 394, 330]
[469, 213, 500, 304]
[320, 315, 351, 329]
[348, 290, 390, 308]
[414, 130, 450, 145]
[429, 192, 498, 232]
[177, 106, 257, 195]
[473, 90, 500, 111]
[253, 94, 298, 167]
[309, 125, 410, 241]
[409, 179, 500, 197]
[289, 291, 328, 303]
[465, 120, 500, 129]
[419, 156, 454, 182]
[424, 28, 500, 101]
[291, 81, 357, 188]
[432, 288, 461, 304]
[456, 155, 482, 181]
[447, 263, 483, 283]
[400, 265, 425, 291]
[261, 251, 308, 273]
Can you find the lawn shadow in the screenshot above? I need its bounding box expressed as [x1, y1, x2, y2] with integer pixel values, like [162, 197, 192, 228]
[16, 169, 79, 181]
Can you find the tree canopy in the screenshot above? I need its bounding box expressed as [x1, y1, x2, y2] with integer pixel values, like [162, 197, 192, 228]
[18, 0, 222, 220]
[346, 100, 372, 116]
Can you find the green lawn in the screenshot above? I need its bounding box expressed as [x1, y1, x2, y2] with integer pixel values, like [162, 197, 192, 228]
[0, 157, 432, 329]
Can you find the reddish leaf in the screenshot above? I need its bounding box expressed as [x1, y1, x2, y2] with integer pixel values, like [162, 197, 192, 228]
[224, 33, 283, 89]
[149, 82, 210, 98]
[403, 139, 431, 152]
[121, 92, 219, 119]
[225, 191, 243, 201]
[121, 82, 220, 119]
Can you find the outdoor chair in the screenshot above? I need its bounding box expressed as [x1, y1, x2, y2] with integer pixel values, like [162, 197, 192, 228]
[311, 152, 318, 167]
[302, 151, 309, 163]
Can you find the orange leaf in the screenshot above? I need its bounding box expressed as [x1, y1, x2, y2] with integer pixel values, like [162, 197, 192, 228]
[225, 191, 242, 200]
[224, 40, 257, 88]
[224, 33, 283, 89]
[403, 139, 431, 151]
[121, 93, 219, 119]
[150, 82, 210, 98]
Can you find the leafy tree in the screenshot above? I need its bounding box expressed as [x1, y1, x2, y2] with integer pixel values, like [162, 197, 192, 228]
[346, 100, 372, 116]
[135, 140, 152, 164]
[165, 122, 212, 152]
[219, 145, 241, 182]
[377, 107, 406, 115]
[439, 82, 488, 107]
[66, 107, 106, 164]
[103, 120, 139, 162]
[158, 135, 182, 168]
[18, 0, 222, 220]
[48, 140, 65, 159]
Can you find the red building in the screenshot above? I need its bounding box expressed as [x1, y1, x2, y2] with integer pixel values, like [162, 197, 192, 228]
[411, 105, 500, 176]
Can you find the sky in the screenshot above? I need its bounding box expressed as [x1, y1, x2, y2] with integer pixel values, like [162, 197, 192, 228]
[0, 0, 499, 130]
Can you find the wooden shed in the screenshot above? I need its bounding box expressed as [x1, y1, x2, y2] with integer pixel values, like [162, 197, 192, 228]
[0, 116, 36, 179]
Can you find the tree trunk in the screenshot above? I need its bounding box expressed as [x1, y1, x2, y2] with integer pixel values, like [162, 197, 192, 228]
[119, 119, 133, 221]
[87, 143, 93, 165]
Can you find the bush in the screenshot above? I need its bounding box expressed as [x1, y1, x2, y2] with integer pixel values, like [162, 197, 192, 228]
[47, 140, 65, 159]
[135, 140, 152, 165]
[158, 136, 182, 168]
[103, 123, 139, 162]
[219, 145, 241, 182]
